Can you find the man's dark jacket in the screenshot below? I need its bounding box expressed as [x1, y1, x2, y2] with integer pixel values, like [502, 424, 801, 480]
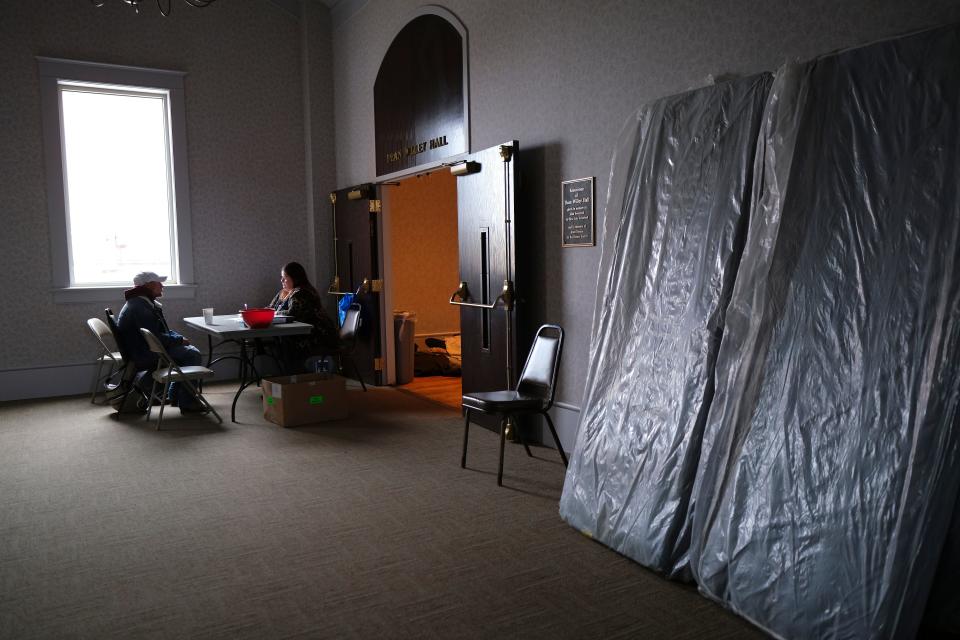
[116, 286, 187, 369]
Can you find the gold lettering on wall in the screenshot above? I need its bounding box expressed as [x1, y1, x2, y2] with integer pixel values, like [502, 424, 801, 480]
[385, 135, 449, 165]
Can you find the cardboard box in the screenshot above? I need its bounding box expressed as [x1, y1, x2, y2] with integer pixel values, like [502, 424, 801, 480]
[262, 373, 348, 427]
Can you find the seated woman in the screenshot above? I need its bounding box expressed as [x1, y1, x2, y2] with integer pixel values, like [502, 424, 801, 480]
[268, 261, 340, 373]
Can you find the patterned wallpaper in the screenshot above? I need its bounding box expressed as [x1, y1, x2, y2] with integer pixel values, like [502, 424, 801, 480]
[386, 170, 460, 336]
[0, 1, 333, 371]
[331, 0, 960, 406]
[304, 0, 338, 302]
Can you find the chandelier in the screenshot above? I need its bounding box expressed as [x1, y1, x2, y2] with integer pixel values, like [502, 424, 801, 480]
[90, 0, 218, 17]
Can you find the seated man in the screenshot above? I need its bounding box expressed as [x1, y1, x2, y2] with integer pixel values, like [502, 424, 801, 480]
[117, 271, 204, 412]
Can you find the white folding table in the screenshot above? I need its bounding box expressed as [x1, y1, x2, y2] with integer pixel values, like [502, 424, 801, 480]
[183, 314, 313, 422]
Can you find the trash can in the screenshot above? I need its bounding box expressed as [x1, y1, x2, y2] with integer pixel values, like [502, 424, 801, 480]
[394, 311, 416, 385]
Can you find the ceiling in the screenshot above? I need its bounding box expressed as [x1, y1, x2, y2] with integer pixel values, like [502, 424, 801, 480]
[267, 0, 349, 18]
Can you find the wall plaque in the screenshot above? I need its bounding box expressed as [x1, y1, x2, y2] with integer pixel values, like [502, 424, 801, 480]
[561, 177, 595, 247]
[374, 12, 468, 177]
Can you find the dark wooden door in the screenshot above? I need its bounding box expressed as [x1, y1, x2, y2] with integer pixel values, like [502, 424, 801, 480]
[454, 142, 520, 430]
[330, 185, 382, 386]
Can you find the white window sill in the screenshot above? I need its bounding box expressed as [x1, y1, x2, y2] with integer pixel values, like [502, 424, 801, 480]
[53, 284, 197, 304]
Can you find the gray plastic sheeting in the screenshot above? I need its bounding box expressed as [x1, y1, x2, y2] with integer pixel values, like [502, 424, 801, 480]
[559, 74, 771, 577]
[689, 26, 960, 640]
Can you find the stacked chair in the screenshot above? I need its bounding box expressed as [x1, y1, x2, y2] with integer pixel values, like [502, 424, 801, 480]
[103, 308, 149, 413]
[85, 317, 123, 404]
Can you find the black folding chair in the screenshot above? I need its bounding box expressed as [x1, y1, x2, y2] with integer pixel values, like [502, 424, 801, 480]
[103, 308, 149, 413]
[338, 302, 367, 391]
[461, 324, 568, 486]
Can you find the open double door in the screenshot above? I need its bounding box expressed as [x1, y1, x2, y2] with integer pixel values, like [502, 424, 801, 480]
[328, 185, 383, 386]
[328, 142, 520, 427]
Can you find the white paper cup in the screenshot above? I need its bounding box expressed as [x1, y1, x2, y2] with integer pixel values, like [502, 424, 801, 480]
[202, 308, 214, 324]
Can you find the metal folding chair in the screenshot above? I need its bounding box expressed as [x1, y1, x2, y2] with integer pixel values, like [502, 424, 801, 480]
[103, 308, 149, 413]
[338, 303, 367, 391]
[140, 328, 222, 429]
[86, 317, 123, 404]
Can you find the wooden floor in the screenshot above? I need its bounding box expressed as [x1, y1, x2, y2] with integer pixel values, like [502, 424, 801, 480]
[396, 375, 462, 410]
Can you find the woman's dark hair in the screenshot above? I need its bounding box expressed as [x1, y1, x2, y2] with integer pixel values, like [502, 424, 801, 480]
[282, 261, 318, 295]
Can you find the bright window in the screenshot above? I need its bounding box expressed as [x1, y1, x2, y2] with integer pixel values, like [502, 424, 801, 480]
[60, 83, 177, 285]
[39, 57, 195, 302]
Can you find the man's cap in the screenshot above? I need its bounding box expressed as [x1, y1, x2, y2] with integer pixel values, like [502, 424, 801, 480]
[133, 271, 168, 287]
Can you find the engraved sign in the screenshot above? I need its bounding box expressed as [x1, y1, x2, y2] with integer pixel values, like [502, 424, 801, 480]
[561, 177, 595, 247]
[374, 13, 467, 177]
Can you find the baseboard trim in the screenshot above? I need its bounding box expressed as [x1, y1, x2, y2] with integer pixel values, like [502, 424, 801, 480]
[2, 362, 585, 451]
[0, 352, 248, 403]
[546, 400, 581, 453]
[413, 331, 460, 339]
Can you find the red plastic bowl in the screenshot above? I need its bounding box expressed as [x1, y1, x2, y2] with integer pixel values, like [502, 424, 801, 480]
[241, 307, 275, 329]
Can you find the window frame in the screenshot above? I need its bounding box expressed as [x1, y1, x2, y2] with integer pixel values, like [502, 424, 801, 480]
[38, 57, 195, 303]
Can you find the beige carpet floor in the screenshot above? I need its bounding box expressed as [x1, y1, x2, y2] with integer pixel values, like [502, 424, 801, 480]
[0, 382, 764, 639]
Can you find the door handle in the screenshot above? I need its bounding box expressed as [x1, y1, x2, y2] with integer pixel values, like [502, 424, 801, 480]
[329, 277, 381, 297]
[449, 281, 495, 309]
[328, 276, 365, 297]
[327, 276, 353, 297]
[449, 280, 515, 310]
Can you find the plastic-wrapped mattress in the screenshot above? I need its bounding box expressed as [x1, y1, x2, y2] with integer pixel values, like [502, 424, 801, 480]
[689, 25, 960, 639]
[559, 73, 772, 577]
